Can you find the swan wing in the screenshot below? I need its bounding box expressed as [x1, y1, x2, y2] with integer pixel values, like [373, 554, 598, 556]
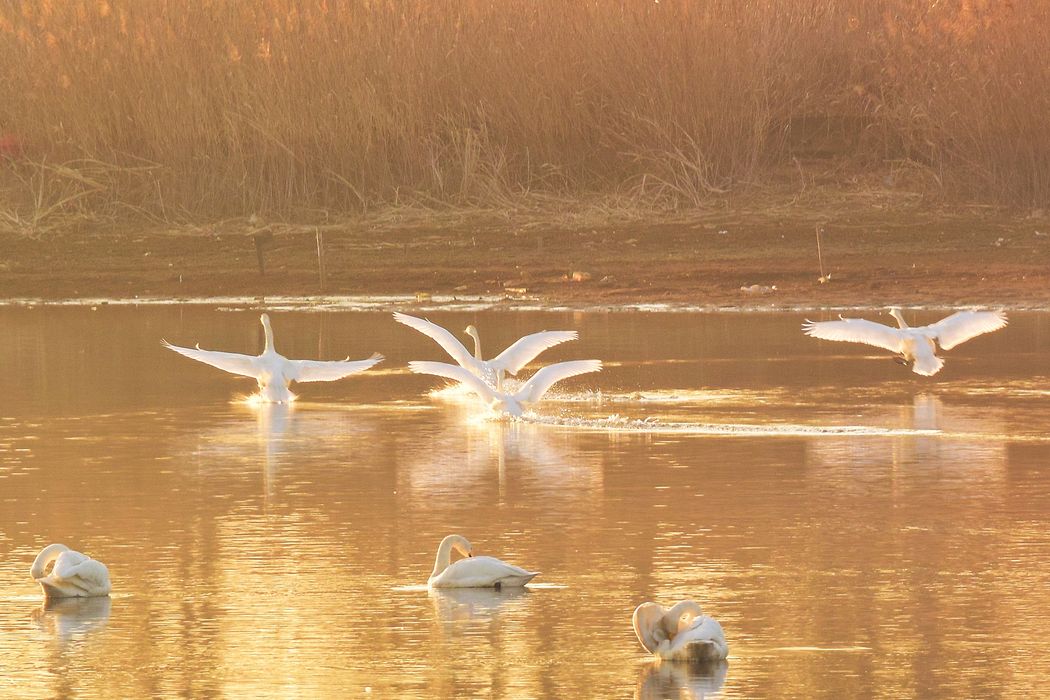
[489, 331, 579, 375]
[433, 556, 538, 588]
[393, 313, 476, 368]
[633, 602, 670, 653]
[926, 311, 1008, 350]
[162, 340, 259, 378]
[408, 361, 500, 402]
[287, 353, 383, 382]
[802, 318, 905, 353]
[51, 553, 111, 595]
[513, 360, 602, 404]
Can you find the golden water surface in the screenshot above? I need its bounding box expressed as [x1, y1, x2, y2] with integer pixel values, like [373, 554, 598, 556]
[1, 307, 1048, 699]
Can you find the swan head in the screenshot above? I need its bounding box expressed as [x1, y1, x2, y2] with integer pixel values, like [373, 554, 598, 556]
[441, 534, 473, 558]
[886, 307, 908, 328]
[463, 324, 480, 340]
[260, 313, 272, 328]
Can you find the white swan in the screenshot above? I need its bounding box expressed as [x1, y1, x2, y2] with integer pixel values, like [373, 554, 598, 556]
[409, 359, 601, 417]
[428, 534, 539, 588]
[31, 544, 111, 599]
[802, 308, 1007, 376]
[393, 312, 577, 389]
[633, 600, 729, 662]
[163, 313, 383, 402]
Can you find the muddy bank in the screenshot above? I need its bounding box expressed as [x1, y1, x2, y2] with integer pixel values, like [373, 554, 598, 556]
[2, 209, 1049, 308]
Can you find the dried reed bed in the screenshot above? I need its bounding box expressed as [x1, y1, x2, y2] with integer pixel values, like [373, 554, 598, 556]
[0, 0, 1047, 233]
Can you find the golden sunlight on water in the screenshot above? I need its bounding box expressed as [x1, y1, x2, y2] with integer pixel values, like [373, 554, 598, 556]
[1, 307, 1048, 698]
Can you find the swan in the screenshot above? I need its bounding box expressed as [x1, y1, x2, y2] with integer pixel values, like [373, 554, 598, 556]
[31, 544, 111, 599]
[428, 534, 539, 588]
[802, 308, 1007, 376]
[163, 313, 383, 402]
[409, 359, 602, 417]
[393, 312, 577, 389]
[633, 600, 729, 662]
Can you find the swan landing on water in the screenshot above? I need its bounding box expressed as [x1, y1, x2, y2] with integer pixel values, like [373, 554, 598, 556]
[163, 313, 383, 402]
[409, 359, 601, 417]
[31, 544, 111, 599]
[802, 308, 1007, 376]
[393, 312, 577, 390]
[633, 600, 729, 662]
[428, 535, 539, 589]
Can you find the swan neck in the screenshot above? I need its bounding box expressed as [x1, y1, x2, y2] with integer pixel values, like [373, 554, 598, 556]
[261, 314, 275, 353]
[665, 600, 703, 632]
[432, 536, 459, 579]
[468, 329, 482, 360]
[31, 544, 69, 579]
[890, 309, 908, 329]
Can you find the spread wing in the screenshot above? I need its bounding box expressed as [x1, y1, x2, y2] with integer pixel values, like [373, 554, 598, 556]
[801, 318, 905, 353]
[490, 330, 578, 376]
[513, 360, 602, 404]
[633, 602, 670, 653]
[287, 353, 383, 382]
[408, 361, 500, 402]
[393, 313, 475, 368]
[162, 340, 259, 378]
[927, 311, 1008, 350]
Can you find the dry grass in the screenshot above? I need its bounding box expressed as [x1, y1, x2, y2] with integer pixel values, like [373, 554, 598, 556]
[0, 0, 1047, 233]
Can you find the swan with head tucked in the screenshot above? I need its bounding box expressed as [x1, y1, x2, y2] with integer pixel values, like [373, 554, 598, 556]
[409, 359, 601, 417]
[802, 308, 1007, 376]
[428, 534, 539, 588]
[394, 313, 577, 390]
[163, 313, 383, 402]
[31, 544, 111, 599]
[633, 600, 729, 662]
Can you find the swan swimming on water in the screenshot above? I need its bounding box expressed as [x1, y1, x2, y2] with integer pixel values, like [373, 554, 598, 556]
[409, 359, 602, 417]
[802, 308, 1007, 376]
[31, 544, 111, 599]
[633, 600, 729, 662]
[393, 312, 577, 389]
[428, 534, 539, 588]
[163, 313, 383, 402]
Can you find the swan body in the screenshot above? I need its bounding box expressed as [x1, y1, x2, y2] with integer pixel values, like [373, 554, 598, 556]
[409, 359, 601, 417]
[633, 600, 729, 662]
[31, 544, 111, 599]
[394, 313, 577, 390]
[428, 534, 539, 588]
[802, 308, 1007, 376]
[163, 313, 383, 402]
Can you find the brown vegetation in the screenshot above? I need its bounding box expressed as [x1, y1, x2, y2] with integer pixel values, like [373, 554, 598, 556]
[0, 0, 1048, 235]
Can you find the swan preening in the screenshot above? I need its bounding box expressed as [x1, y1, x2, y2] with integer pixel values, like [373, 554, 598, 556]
[393, 312, 577, 389]
[31, 544, 111, 599]
[410, 359, 602, 417]
[802, 308, 1007, 376]
[163, 313, 383, 402]
[428, 535, 539, 588]
[633, 600, 729, 662]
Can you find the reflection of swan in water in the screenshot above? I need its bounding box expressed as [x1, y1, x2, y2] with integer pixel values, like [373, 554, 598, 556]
[634, 600, 729, 661]
[636, 659, 728, 700]
[163, 313, 383, 403]
[32, 596, 112, 641]
[31, 544, 111, 599]
[428, 535, 539, 588]
[428, 585, 529, 624]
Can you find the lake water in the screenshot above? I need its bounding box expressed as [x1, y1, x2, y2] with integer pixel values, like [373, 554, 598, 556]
[1, 305, 1048, 699]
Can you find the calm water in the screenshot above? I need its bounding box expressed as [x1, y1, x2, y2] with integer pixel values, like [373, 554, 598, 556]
[1, 306, 1048, 699]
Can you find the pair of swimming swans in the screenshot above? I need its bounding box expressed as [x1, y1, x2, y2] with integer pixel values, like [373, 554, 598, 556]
[633, 600, 729, 662]
[163, 313, 383, 403]
[395, 313, 601, 416]
[30, 544, 111, 599]
[803, 308, 1007, 376]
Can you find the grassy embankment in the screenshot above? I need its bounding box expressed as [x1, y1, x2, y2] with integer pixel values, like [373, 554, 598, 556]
[1, 0, 1049, 237]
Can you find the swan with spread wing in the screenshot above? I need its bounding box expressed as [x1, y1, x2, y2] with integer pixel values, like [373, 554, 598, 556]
[393, 312, 577, 390]
[409, 359, 601, 417]
[802, 308, 1007, 376]
[31, 544, 111, 599]
[633, 600, 728, 662]
[163, 313, 383, 402]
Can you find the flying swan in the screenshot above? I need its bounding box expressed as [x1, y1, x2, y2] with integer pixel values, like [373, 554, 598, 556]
[31, 544, 111, 599]
[163, 313, 383, 402]
[633, 600, 729, 662]
[393, 312, 577, 389]
[802, 308, 1007, 376]
[409, 359, 601, 417]
[428, 534, 539, 589]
